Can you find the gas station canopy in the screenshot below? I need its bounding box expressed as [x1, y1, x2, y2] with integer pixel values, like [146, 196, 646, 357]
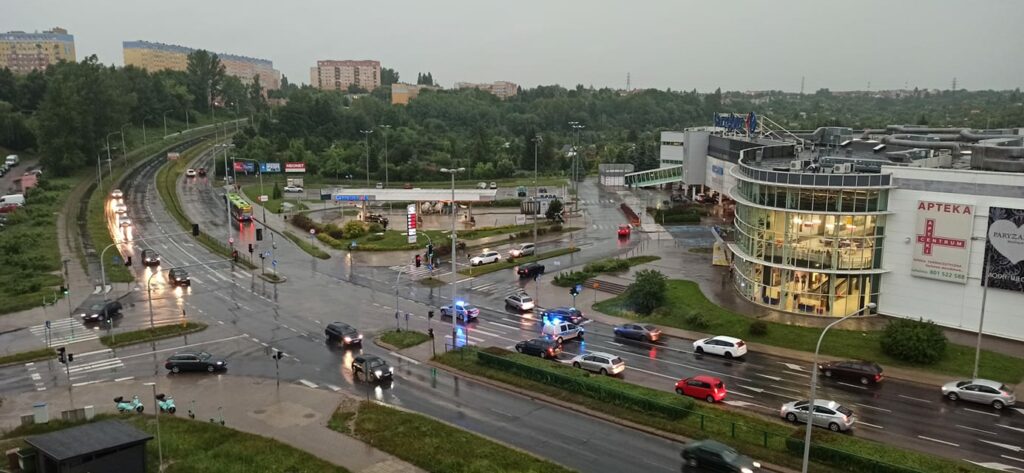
[329, 188, 498, 202]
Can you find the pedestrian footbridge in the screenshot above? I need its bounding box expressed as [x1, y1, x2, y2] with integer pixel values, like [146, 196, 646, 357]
[624, 165, 683, 188]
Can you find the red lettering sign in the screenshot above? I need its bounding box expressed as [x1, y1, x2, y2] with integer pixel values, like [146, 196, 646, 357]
[284, 162, 306, 173]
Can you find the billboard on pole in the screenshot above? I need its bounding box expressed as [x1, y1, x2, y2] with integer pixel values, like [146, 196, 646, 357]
[983, 206, 1024, 292]
[406, 204, 417, 244]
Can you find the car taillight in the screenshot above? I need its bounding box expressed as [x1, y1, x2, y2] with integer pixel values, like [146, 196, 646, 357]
[547, 348, 554, 354]
[874, 374, 881, 381]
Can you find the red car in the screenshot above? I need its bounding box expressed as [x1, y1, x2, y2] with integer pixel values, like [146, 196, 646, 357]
[675, 375, 727, 403]
[617, 224, 631, 238]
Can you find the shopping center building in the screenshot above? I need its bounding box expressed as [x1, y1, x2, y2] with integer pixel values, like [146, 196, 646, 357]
[667, 120, 1024, 340]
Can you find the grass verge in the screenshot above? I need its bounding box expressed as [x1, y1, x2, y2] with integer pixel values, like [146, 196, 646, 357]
[347, 223, 570, 251]
[593, 279, 1024, 384]
[419, 277, 446, 287]
[552, 255, 661, 287]
[283, 230, 331, 259]
[239, 182, 309, 214]
[330, 401, 573, 473]
[0, 348, 56, 367]
[458, 247, 580, 276]
[378, 330, 430, 349]
[100, 321, 207, 348]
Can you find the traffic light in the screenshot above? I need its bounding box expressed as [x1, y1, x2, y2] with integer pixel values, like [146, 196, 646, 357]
[428, 310, 435, 319]
[232, 249, 239, 262]
[60, 285, 68, 296]
[271, 349, 284, 360]
[569, 286, 580, 296]
[192, 223, 200, 236]
[125, 256, 132, 267]
[56, 347, 66, 363]
[67, 353, 73, 362]
[256, 228, 263, 241]
[248, 243, 254, 254]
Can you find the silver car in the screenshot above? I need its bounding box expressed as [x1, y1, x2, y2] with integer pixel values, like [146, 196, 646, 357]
[780, 400, 855, 432]
[942, 379, 1015, 410]
[570, 352, 625, 376]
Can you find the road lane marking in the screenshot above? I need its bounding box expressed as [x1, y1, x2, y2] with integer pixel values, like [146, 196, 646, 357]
[626, 366, 678, 381]
[115, 376, 134, 382]
[298, 379, 318, 389]
[769, 384, 802, 394]
[957, 424, 997, 435]
[784, 370, 810, 378]
[857, 421, 884, 429]
[325, 384, 341, 392]
[77, 348, 114, 358]
[837, 382, 868, 390]
[756, 374, 782, 381]
[854, 403, 892, 413]
[71, 379, 105, 387]
[996, 424, 1024, 434]
[918, 435, 959, 447]
[389, 351, 421, 365]
[980, 439, 1024, 453]
[117, 334, 248, 361]
[1000, 455, 1024, 464]
[964, 407, 1000, 417]
[781, 362, 805, 371]
[899, 394, 932, 403]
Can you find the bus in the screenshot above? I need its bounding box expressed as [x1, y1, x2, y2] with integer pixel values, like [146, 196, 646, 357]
[226, 193, 253, 222]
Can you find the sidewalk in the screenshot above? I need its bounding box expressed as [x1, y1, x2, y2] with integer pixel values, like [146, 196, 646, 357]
[0, 375, 422, 473]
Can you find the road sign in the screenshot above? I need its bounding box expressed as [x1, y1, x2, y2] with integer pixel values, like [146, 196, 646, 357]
[263, 251, 271, 258]
[272, 260, 277, 267]
[259, 195, 269, 202]
[309, 228, 316, 235]
[575, 284, 583, 293]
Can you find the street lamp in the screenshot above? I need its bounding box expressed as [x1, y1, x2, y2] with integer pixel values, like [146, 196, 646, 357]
[105, 131, 121, 171]
[360, 129, 374, 187]
[801, 301, 877, 473]
[120, 123, 131, 166]
[162, 109, 173, 138]
[531, 135, 542, 249]
[440, 167, 465, 347]
[379, 124, 391, 189]
[143, 382, 163, 471]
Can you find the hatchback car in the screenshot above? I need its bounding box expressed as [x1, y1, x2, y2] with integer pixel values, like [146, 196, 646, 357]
[819, 360, 884, 385]
[570, 352, 625, 376]
[681, 439, 761, 472]
[514, 337, 561, 359]
[79, 300, 123, 323]
[543, 307, 584, 325]
[941, 379, 1016, 410]
[185, 168, 197, 177]
[504, 293, 535, 311]
[489, 182, 498, 189]
[617, 224, 631, 238]
[351, 354, 394, 382]
[541, 320, 584, 344]
[470, 250, 501, 266]
[508, 243, 535, 258]
[676, 375, 727, 403]
[613, 323, 662, 342]
[694, 336, 747, 359]
[439, 301, 480, 322]
[780, 400, 855, 432]
[168, 268, 190, 287]
[324, 322, 363, 346]
[165, 351, 226, 373]
[141, 249, 161, 267]
[517, 262, 545, 278]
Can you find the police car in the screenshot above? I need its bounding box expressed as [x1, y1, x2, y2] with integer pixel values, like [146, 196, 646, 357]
[541, 313, 584, 344]
[439, 301, 480, 322]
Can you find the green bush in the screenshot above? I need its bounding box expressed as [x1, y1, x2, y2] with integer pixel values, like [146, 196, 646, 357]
[880, 318, 947, 364]
[368, 222, 384, 233]
[584, 258, 629, 273]
[290, 213, 316, 231]
[749, 320, 769, 336]
[685, 312, 711, 329]
[553, 270, 592, 287]
[343, 220, 367, 238]
[627, 269, 667, 315]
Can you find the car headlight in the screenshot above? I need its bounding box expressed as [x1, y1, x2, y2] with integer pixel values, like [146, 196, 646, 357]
[343, 336, 351, 342]
[216, 361, 225, 365]
[388, 367, 394, 373]
[741, 468, 754, 473]
[374, 370, 383, 377]
[752, 462, 761, 468]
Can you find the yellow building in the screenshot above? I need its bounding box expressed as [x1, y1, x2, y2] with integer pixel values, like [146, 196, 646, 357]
[0, 27, 76, 74]
[390, 83, 441, 105]
[123, 41, 280, 90]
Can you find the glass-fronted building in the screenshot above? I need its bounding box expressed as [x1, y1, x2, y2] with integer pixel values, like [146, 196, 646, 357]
[728, 153, 892, 317]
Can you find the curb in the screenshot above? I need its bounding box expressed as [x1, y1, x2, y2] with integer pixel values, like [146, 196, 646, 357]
[257, 273, 286, 284]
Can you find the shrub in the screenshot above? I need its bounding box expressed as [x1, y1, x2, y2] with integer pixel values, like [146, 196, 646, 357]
[289, 213, 316, 231]
[343, 220, 367, 239]
[626, 269, 667, 315]
[553, 270, 592, 287]
[368, 222, 384, 233]
[685, 312, 710, 329]
[323, 224, 345, 240]
[272, 182, 282, 199]
[880, 318, 947, 364]
[748, 320, 769, 336]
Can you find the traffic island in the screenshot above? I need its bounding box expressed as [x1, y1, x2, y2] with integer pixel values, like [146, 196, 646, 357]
[258, 272, 287, 284]
[0, 348, 57, 368]
[99, 322, 207, 348]
[376, 330, 430, 350]
[458, 247, 580, 276]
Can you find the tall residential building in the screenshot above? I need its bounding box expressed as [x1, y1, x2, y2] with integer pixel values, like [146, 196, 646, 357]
[309, 60, 381, 92]
[454, 81, 519, 99]
[390, 82, 440, 105]
[122, 41, 280, 90]
[0, 27, 76, 74]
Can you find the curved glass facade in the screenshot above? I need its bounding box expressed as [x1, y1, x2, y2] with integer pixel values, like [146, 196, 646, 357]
[729, 160, 889, 317]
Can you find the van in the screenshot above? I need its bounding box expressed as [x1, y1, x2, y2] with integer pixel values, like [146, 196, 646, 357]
[541, 319, 584, 344]
[4, 155, 18, 167]
[0, 194, 25, 206]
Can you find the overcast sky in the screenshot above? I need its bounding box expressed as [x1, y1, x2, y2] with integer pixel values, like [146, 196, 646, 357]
[4, 0, 1023, 92]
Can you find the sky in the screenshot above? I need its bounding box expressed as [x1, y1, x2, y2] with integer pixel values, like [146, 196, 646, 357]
[4, 0, 1024, 92]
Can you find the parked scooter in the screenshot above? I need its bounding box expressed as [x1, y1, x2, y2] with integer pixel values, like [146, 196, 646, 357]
[155, 393, 176, 414]
[114, 395, 144, 413]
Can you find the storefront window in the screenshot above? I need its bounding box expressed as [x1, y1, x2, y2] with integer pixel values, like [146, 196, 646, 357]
[732, 258, 879, 317]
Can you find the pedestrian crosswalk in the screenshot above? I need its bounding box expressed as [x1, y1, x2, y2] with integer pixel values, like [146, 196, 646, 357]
[29, 318, 99, 346]
[389, 263, 450, 280]
[92, 285, 112, 295]
[67, 348, 126, 385]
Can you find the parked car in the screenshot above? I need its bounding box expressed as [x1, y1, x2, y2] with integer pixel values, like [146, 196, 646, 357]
[543, 307, 584, 325]
[570, 352, 625, 376]
[504, 293, 535, 311]
[0, 194, 25, 206]
[676, 375, 727, 403]
[111, 189, 124, 199]
[515, 337, 561, 359]
[375, 182, 384, 189]
[681, 439, 761, 472]
[517, 262, 545, 278]
[489, 182, 498, 189]
[818, 360, 884, 385]
[508, 243, 535, 258]
[185, 168, 197, 177]
[141, 249, 161, 267]
[617, 224, 631, 238]
[115, 203, 129, 214]
[538, 187, 548, 194]
[79, 300, 123, 323]
[693, 336, 747, 359]
[324, 322, 363, 346]
[5, 154, 19, 167]
[403, 183, 413, 189]
[283, 185, 304, 193]
[168, 268, 190, 287]
[364, 213, 389, 225]
[351, 354, 393, 382]
[439, 301, 480, 322]
[613, 323, 662, 342]
[780, 400, 855, 432]
[941, 379, 1015, 410]
[470, 250, 501, 266]
[165, 351, 226, 373]
[516, 186, 527, 197]
[541, 320, 584, 344]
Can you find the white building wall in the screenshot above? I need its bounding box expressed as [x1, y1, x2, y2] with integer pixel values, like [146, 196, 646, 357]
[704, 156, 736, 196]
[682, 130, 709, 187]
[660, 131, 685, 167]
[880, 166, 1024, 341]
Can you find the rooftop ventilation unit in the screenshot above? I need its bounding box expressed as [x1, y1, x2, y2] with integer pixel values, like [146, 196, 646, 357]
[832, 163, 852, 174]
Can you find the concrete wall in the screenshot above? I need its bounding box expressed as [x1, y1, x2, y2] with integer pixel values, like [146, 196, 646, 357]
[683, 130, 710, 186]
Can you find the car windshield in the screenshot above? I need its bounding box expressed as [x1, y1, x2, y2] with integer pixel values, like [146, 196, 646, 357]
[836, 405, 854, 416]
[368, 359, 385, 369]
[198, 352, 211, 361]
[521, 297, 533, 303]
[342, 327, 358, 335]
[718, 448, 739, 462]
[956, 380, 971, 388]
[462, 304, 477, 311]
[610, 357, 624, 365]
[89, 303, 105, 311]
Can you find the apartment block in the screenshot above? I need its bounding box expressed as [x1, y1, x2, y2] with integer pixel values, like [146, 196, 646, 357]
[454, 80, 519, 99]
[310, 60, 381, 92]
[123, 40, 280, 90]
[390, 82, 441, 105]
[0, 27, 76, 74]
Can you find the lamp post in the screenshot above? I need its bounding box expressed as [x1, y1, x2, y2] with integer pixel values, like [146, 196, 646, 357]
[162, 110, 173, 138]
[143, 382, 163, 471]
[379, 124, 391, 188]
[142, 116, 152, 145]
[801, 302, 877, 473]
[361, 129, 374, 187]
[440, 167, 465, 347]
[120, 123, 130, 166]
[105, 131, 121, 171]
[531, 135, 541, 249]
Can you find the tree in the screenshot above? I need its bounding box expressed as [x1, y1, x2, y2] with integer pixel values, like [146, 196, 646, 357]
[416, 72, 434, 86]
[626, 269, 667, 315]
[185, 50, 226, 111]
[381, 67, 399, 86]
[272, 182, 282, 199]
[545, 199, 564, 220]
[0, 68, 16, 103]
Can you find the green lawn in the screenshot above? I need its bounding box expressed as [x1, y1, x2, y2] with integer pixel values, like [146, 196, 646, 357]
[100, 322, 207, 348]
[594, 279, 1024, 384]
[378, 330, 430, 349]
[330, 401, 573, 473]
[0, 347, 57, 367]
[239, 182, 310, 214]
[283, 230, 331, 259]
[458, 247, 581, 276]
[348, 223, 569, 251]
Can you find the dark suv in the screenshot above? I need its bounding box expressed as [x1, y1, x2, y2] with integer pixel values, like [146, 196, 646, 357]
[79, 300, 123, 323]
[168, 268, 190, 287]
[351, 354, 393, 382]
[514, 337, 561, 359]
[681, 439, 761, 472]
[818, 360, 884, 385]
[141, 249, 161, 267]
[517, 262, 545, 278]
[325, 322, 363, 346]
[543, 307, 584, 325]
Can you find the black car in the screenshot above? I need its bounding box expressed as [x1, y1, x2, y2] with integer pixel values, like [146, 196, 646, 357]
[517, 262, 545, 278]
[79, 300, 123, 323]
[681, 439, 761, 472]
[197, 167, 207, 176]
[351, 354, 393, 382]
[325, 322, 363, 345]
[613, 323, 662, 342]
[364, 213, 389, 224]
[168, 268, 190, 287]
[141, 249, 161, 267]
[514, 337, 562, 359]
[165, 351, 227, 373]
[543, 307, 584, 325]
[818, 360, 884, 385]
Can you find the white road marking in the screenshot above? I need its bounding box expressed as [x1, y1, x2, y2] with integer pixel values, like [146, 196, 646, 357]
[736, 385, 763, 393]
[966, 461, 1024, 471]
[980, 440, 1023, 453]
[965, 407, 1000, 417]
[1000, 455, 1024, 464]
[389, 351, 421, 365]
[36, 387, 46, 391]
[722, 399, 769, 409]
[325, 384, 341, 392]
[784, 370, 810, 378]
[191, 277, 201, 284]
[837, 382, 868, 390]
[117, 334, 248, 361]
[956, 424, 997, 435]
[30, 373, 40, 380]
[781, 362, 805, 371]
[71, 379, 105, 387]
[996, 424, 1024, 434]
[626, 366, 678, 381]
[727, 390, 754, 398]
[769, 384, 802, 394]
[756, 373, 782, 381]
[918, 435, 959, 447]
[854, 403, 892, 413]
[898, 394, 932, 403]
[857, 420, 884, 429]
[115, 376, 134, 382]
[77, 348, 114, 358]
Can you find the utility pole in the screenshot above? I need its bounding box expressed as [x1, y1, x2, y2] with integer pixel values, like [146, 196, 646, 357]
[380, 124, 391, 188]
[120, 123, 130, 167]
[531, 134, 541, 249]
[361, 129, 374, 187]
[440, 167, 465, 348]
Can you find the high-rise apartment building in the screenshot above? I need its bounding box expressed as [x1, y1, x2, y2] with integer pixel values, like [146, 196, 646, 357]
[123, 41, 280, 90]
[0, 27, 76, 74]
[454, 81, 519, 99]
[309, 60, 381, 92]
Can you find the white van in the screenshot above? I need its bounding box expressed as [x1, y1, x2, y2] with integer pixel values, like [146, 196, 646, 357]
[0, 194, 25, 206]
[5, 155, 19, 167]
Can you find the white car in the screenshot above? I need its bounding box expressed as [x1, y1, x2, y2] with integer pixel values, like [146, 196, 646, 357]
[115, 204, 128, 215]
[185, 168, 197, 177]
[504, 293, 535, 311]
[477, 182, 487, 189]
[283, 185, 304, 193]
[489, 182, 498, 189]
[470, 250, 501, 266]
[111, 189, 124, 199]
[508, 243, 535, 258]
[693, 336, 747, 359]
[119, 217, 132, 228]
[570, 352, 625, 376]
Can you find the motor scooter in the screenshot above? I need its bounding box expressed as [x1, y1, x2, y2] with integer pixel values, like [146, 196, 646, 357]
[114, 395, 144, 413]
[156, 393, 176, 414]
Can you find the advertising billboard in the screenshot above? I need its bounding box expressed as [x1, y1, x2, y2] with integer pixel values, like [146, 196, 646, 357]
[983, 207, 1024, 292]
[232, 162, 255, 173]
[285, 162, 306, 173]
[911, 201, 974, 284]
[260, 162, 282, 173]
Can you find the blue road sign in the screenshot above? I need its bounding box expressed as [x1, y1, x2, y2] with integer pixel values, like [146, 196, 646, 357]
[112, 255, 122, 264]
[272, 260, 277, 267]
[575, 284, 583, 293]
